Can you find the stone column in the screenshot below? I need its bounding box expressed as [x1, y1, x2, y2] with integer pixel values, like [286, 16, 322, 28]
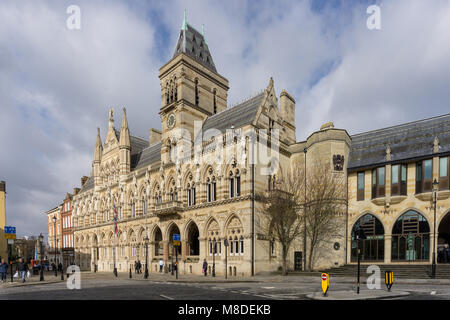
[163, 241, 169, 272]
[384, 234, 392, 264]
[181, 240, 187, 260]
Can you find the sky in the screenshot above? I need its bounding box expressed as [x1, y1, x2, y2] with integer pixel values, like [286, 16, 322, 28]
[1, 0, 449, 238]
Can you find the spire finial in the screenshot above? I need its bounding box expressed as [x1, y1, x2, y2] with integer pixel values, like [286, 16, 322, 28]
[182, 9, 187, 31]
[202, 24, 207, 45]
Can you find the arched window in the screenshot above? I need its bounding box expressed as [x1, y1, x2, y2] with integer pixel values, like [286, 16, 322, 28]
[187, 181, 196, 207]
[213, 89, 217, 114]
[131, 202, 136, 218]
[206, 169, 216, 202]
[229, 236, 233, 256]
[391, 210, 430, 261]
[240, 236, 244, 255]
[142, 197, 148, 216]
[195, 79, 199, 106]
[229, 169, 240, 198]
[351, 214, 384, 262]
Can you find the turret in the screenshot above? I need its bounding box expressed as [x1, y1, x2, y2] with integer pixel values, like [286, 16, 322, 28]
[93, 127, 103, 185]
[119, 108, 131, 175]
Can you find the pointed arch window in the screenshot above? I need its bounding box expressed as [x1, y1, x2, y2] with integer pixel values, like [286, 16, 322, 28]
[213, 89, 217, 114]
[229, 169, 241, 198]
[195, 79, 199, 106]
[131, 202, 136, 218]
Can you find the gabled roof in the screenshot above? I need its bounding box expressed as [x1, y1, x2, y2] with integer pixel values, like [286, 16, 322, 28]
[348, 113, 450, 169]
[132, 142, 162, 171]
[202, 92, 265, 133]
[114, 129, 149, 156]
[173, 23, 217, 72]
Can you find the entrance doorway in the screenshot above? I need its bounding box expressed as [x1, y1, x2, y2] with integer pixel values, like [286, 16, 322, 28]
[438, 212, 450, 263]
[294, 251, 302, 271]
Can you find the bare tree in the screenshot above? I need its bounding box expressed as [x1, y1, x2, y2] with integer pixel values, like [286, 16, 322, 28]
[303, 163, 347, 271]
[259, 160, 347, 274]
[258, 163, 304, 276]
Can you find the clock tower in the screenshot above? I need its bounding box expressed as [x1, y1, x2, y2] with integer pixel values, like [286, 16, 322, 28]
[158, 11, 229, 164]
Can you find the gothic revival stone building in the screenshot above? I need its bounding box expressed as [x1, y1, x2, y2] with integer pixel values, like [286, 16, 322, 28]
[71, 17, 450, 275]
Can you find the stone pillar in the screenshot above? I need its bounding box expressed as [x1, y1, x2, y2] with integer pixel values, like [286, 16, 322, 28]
[182, 240, 187, 260]
[384, 234, 392, 264]
[163, 241, 169, 269]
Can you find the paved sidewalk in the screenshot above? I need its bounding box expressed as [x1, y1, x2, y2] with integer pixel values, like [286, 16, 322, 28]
[0, 273, 65, 288]
[306, 289, 410, 300]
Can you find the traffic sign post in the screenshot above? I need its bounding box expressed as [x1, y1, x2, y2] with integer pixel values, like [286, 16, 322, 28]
[385, 271, 394, 292]
[321, 273, 329, 296]
[173, 234, 180, 279]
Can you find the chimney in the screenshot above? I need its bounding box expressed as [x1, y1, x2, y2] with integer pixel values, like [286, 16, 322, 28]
[73, 188, 80, 195]
[280, 90, 295, 127]
[81, 176, 88, 187]
[149, 128, 162, 145]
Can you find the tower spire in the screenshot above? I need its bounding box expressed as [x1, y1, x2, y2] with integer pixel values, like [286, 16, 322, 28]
[94, 127, 103, 162]
[181, 9, 187, 31]
[119, 108, 130, 149]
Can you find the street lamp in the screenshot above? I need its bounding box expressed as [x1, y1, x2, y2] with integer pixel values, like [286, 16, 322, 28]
[432, 178, 439, 279]
[38, 233, 44, 281]
[224, 239, 228, 279]
[212, 239, 216, 277]
[303, 147, 307, 271]
[53, 216, 57, 277]
[144, 235, 149, 279]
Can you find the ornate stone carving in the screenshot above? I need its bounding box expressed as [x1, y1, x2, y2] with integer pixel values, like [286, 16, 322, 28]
[333, 154, 345, 171]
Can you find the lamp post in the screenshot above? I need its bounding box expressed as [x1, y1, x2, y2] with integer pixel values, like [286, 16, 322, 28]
[39, 233, 44, 281]
[432, 179, 439, 279]
[144, 235, 149, 279]
[224, 239, 228, 279]
[303, 147, 307, 271]
[53, 216, 57, 276]
[212, 239, 216, 277]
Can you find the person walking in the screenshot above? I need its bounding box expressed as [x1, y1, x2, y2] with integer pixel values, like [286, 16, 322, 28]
[58, 262, 63, 273]
[134, 261, 138, 274]
[445, 243, 450, 263]
[159, 259, 164, 273]
[0, 259, 7, 283]
[137, 260, 142, 274]
[16, 258, 28, 283]
[202, 259, 208, 277]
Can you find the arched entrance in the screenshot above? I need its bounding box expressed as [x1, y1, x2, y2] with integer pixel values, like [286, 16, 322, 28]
[391, 210, 430, 261]
[187, 222, 200, 256]
[168, 224, 181, 256]
[351, 214, 385, 262]
[438, 211, 450, 263]
[154, 226, 163, 256]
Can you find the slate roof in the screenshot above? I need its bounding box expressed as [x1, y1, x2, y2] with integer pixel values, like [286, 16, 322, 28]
[79, 175, 94, 193]
[202, 92, 265, 133]
[173, 23, 216, 72]
[114, 129, 149, 156]
[348, 113, 450, 170]
[132, 142, 162, 171]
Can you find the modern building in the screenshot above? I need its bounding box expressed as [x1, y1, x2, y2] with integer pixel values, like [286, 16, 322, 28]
[68, 16, 450, 275]
[0, 181, 7, 261]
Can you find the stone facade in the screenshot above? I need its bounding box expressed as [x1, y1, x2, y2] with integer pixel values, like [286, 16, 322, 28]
[67, 18, 450, 275]
[0, 181, 6, 260]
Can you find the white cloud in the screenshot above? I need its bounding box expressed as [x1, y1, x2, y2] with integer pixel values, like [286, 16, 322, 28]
[1, 0, 449, 237]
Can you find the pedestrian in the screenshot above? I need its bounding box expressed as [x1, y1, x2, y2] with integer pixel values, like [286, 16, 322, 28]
[16, 258, 28, 283]
[202, 259, 208, 277]
[0, 259, 7, 283]
[134, 261, 138, 274]
[159, 259, 164, 273]
[445, 243, 450, 263]
[137, 260, 142, 274]
[58, 262, 63, 273]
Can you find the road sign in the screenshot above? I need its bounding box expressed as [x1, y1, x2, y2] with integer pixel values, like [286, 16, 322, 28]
[7, 239, 14, 245]
[5, 226, 16, 234]
[5, 234, 16, 239]
[173, 234, 181, 246]
[321, 273, 329, 296]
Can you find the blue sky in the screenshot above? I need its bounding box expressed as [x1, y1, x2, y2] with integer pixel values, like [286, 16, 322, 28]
[1, 0, 450, 238]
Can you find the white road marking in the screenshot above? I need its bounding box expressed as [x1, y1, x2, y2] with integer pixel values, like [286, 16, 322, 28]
[160, 294, 174, 300]
[262, 287, 275, 289]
